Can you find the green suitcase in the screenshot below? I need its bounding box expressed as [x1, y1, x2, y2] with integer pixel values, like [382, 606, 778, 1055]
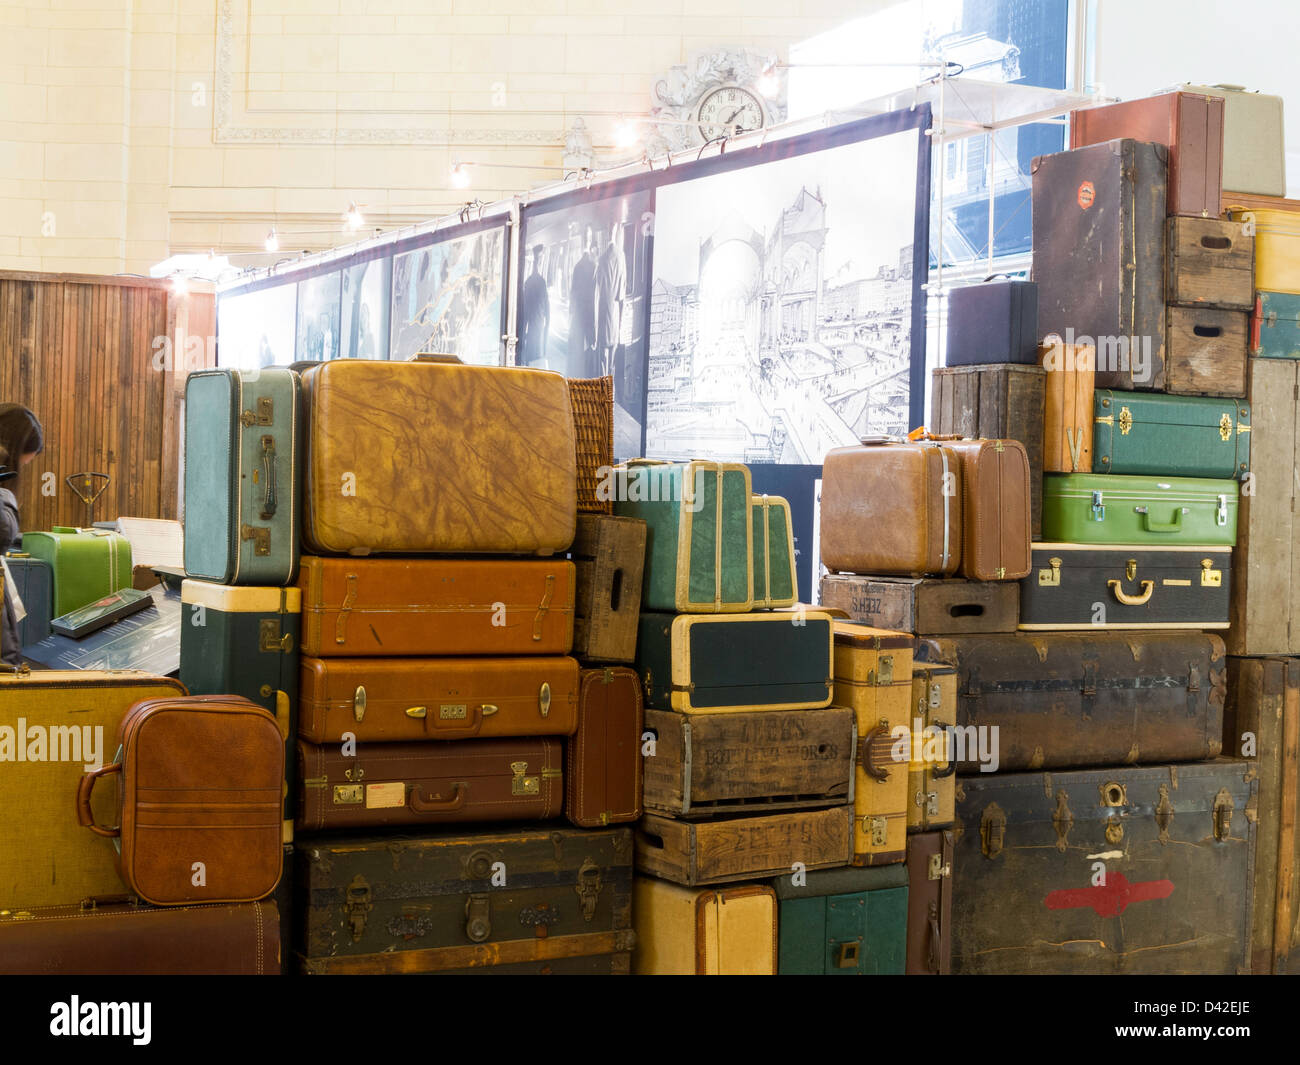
[752, 494, 796, 609]
[773, 864, 908, 974]
[613, 460, 752, 613]
[1251, 290, 1300, 359]
[20, 527, 132, 617]
[1042, 473, 1239, 547]
[1093, 390, 1250, 480]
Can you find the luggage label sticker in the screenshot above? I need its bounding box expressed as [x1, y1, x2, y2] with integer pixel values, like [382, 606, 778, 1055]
[1077, 181, 1096, 210]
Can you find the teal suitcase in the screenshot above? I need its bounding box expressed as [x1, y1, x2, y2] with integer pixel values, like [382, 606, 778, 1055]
[1250, 290, 1300, 358]
[20, 527, 132, 617]
[1093, 390, 1250, 480]
[773, 864, 908, 974]
[1042, 473, 1239, 546]
[184, 368, 300, 586]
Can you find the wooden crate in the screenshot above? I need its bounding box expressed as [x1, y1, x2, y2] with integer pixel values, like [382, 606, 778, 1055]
[1164, 305, 1248, 397]
[570, 513, 646, 663]
[819, 574, 1019, 635]
[1166, 216, 1254, 310]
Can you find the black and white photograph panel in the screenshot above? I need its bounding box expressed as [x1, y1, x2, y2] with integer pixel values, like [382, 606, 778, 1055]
[339, 256, 391, 360]
[295, 271, 342, 362]
[517, 187, 654, 459]
[646, 125, 923, 464]
[216, 282, 297, 370]
[389, 226, 506, 365]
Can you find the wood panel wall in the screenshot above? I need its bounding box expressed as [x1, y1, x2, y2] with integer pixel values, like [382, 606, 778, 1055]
[0, 271, 216, 533]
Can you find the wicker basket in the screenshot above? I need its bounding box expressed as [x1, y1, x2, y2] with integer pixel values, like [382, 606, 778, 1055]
[567, 376, 614, 514]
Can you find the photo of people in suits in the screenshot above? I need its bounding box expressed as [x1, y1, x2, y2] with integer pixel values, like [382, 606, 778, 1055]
[340, 256, 390, 360]
[295, 272, 341, 363]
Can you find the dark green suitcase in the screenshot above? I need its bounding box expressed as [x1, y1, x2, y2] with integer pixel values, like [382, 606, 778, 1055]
[773, 864, 908, 974]
[752, 494, 796, 609]
[1093, 390, 1250, 480]
[1250, 290, 1300, 358]
[1041, 473, 1239, 547]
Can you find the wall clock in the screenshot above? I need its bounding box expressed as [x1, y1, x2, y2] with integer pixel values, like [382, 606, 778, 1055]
[696, 84, 767, 141]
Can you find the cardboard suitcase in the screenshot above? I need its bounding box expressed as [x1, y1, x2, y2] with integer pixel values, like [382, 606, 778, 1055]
[1020, 543, 1231, 630]
[1224, 657, 1300, 974]
[1032, 139, 1167, 390]
[1092, 390, 1250, 479]
[930, 364, 1045, 536]
[0, 669, 187, 909]
[297, 655, 580, 743]
[914, 632, 1226, 772]
[633, 879, 775, 975]
[301, 360, 576, 556]
[569, 514, 646, 663]
[819, 574, 1018, 635]
[907, 663, 955, 831]
[820, 440, 962, 577]
[21, 527, 132, 617]
[183, 367, 300, 586]
[0, 899, 280, 975]
[772, 864, 908, 974]
[751, 494, 797, 609]
[295, 827, 634, 974]
[943, 279, 1038, 366]
[297, 555, 576, 657]
[951, 760, 1255, 974]
[612, 460, 753, 613]
[1039, 337, 1095, 474]
[832, 622, 913, 866]
[636, 610, 834, 713]
[1187, 83, 1286, 196]
[905, 829, 954, 975]
[1042, 473, 1239, 547]
[565, 666, 643, 829]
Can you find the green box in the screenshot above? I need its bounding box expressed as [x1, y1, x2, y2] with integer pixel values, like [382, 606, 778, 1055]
[1042, 473, 1239, 547]
[21, 527, 132, 617]
[773, 864, 908, 975]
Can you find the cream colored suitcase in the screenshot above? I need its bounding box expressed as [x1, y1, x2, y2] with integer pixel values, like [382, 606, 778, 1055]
[632, 878, 776, 975]
[1180, 83, 1285, 197]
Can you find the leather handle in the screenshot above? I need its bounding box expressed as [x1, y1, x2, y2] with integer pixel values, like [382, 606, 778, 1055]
[259, 436, 277, 519]
[407, 782, 467, 813]
[623, 458, 669, 467]
[927, 906, 941, 971]
[1108, 579, 1155, 606]
[425, 705, 487, 739]
[931, 724, 957, 778]
[76, 763, 122, 838]
[1140, 509, 1185, 533]
[857, 723, 890, 782]
[410, 353, 463, 364]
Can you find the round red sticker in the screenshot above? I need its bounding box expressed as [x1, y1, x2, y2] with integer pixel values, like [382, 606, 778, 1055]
[1077, 181, 1096, 209]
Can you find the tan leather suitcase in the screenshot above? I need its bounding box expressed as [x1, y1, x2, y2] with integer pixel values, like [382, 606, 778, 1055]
[821, 439, 962, 577]
[633, 878, 777, 975]
[298, 655, 580, 743]
[301, 359, 576, 556]
[1040, 338, 1095, 474]
[565, 667, 643, 828]
[943, 438, 1032, 581]
[295, 737, 563, 831]
[297, 555, 576, 657]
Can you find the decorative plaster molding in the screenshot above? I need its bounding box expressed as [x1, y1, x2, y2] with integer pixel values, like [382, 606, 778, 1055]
[647, 47, 789, 156]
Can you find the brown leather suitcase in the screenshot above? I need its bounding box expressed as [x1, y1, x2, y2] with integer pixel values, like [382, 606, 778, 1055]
[301, 359, 576, 556]
[1070, 91, 1224, 218]
[906, 829, 953, 975]
[565, 667, 643, 828]
[1040, 338, 1095, 473]
[298, 655, 579, 743]
[76, 695, 284, 907]
[297, 555, 576, 657]
[821, 439, 962, 577]
[0, 898, 280, 975]
[295, 737, 563, 831]
[943, 438, 1032, 581]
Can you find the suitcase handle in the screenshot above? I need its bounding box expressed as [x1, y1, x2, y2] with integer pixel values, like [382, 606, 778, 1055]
[857, 723, 891, 782]
[1108, 579, 1155, 606]
[76, 763, 122, 838]
[259, 436, 277, 519]
[931, 723, 957, 778]
[423, 704, 491, 738]
[407, 782, 467, 813]
[1135, 507, 1187, 534]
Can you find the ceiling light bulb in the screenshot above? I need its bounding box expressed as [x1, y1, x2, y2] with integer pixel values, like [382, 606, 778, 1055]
[344, 202, 364, 230]
[614, 118, 639, 149]
[450, 162, 471, 189]
[265, 228, 279, 252]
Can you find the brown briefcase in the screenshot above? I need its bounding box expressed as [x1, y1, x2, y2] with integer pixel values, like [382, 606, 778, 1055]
[297, 555, 576, 657]
[298, 655, 579, 743]
[295, 737, 563, 831]
[942, 437, 1032, 581]
[821, 439, 962, 577]
[905, 829, 953, 975]
[566, 667, 643, 828]
[77, 695, 285, 906]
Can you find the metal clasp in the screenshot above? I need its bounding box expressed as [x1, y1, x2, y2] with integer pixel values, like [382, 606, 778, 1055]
[240, 396, 274, 427]
[344, 875, 372, 942]
[1213, 788, 1235, 841]
[1201, 559, 1222, 587]
[1039, 556, 1063, 586]
[258, 618, 293, 654]
[465, 893, 491, 942]
[1091, 491, 1105, 522]
[574, 858, 603, 922]
[240, 524, 271, 556]
[927, 853, 951, 881]
[511, 761, 540, 796]
[1216, 494, 1229, 527]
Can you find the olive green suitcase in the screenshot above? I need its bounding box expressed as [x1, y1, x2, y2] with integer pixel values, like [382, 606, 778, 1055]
[612, 460, 752, 613]
[752, 494, 797, 609]
[772, 864, 908, 974]
[20, 527, 132, 618]
[1093, 390, 1250, 480]
[1041, 473, 1239, 547]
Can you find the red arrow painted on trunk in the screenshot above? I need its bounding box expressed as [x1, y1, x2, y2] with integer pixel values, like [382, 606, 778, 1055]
[1043, 873, 1174, 918]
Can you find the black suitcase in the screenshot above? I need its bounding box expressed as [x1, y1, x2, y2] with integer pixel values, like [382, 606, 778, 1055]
[1032, 138, 1168, 391]
[944, 279, 1038, 366]
[5, 553, 53, 647]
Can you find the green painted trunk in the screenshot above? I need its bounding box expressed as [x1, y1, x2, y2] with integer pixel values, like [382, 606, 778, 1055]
[21, 527, 132, 617]
[752, 494, 796, 609]
[613, 461, 752, 613]
[1093, 390, 1250, 480]
[773, 865, 908, 974]
[1252, 290, 1300, 359]
[1042, 473, 1239, 547]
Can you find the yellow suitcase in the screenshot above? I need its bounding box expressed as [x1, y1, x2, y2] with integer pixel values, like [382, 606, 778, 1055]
[907, 663, 956, 832]
[832, 622, 913, 866]
[1227, 205, 1300, 294]
[632, 877, 776, 975]
[0, 668, 186, 908]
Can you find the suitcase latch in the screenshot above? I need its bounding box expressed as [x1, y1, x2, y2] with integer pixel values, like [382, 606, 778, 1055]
[240, 397, 274, 427]
[868, 816, 888, 846]
[1200, 559, 1222, 587]
[1039, 556, 1063, 586]
[538, 681, 551, 718]
[575, 857, 603, 922]
[240, 524, 271, 556]
[1090, 492, 1105, 522]
[927, 853, 951, 881]
[333, 784, 363, 805]
[916, 789, 939, 816]
[1155, 783, 1175, 844]
[1118, 406, 1133, 435]
[980, 803, 1005, 859]
[835, 941, 860, 969]
[465, 893, 491, 942]
[511, 761, 540, 796]
[344, 874, 372, 942]
[1219, 413, 1233, 442]
[1213, 787, 1235, 841]
[353, 686, 366, 722]
[258, 619, 293, 654]
[929, 682, 942, 710]
[868, 656, 893, 687]
[1216, 494, 1229, 527]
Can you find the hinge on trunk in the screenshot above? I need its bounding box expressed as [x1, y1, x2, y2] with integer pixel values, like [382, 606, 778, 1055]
[980, 803, 1005, 859]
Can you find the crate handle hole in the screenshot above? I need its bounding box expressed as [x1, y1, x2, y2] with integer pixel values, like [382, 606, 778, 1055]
[949, 604, 986, 617]
[1192, 325, 1222, 338]
[1199, 235, 1232, 250]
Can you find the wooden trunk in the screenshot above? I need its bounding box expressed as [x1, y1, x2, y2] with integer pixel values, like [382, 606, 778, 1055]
[1039, 339, 1095, 473]
[1224, 657, 1300, 974]
[818, 574, 1018, 635]
[1165, 217, 1254, 310]
[634, 806, 851, 886]
[642, 706, 854, 818]
[570, 514, 646, 663]
[1164, 306, 1248, 397]
[1227, 358, 1300, 654]
[929, 364, 1045, 536]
